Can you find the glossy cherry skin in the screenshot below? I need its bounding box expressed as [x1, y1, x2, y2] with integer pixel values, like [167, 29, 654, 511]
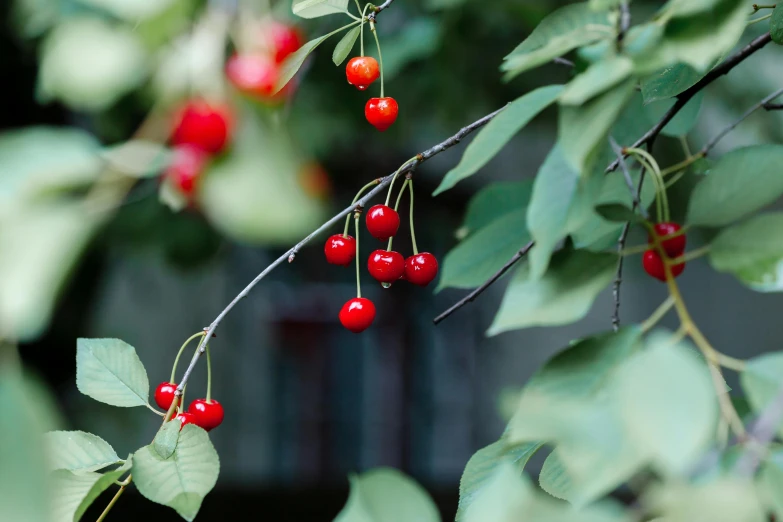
[171, 100, 232, 154]
[188, 399, 225, 431]
[175, 412, 197, 430]
[325, 234, 356, 266]
[166, 146, 208, 196]
[346, 56, 380, 90]
[265, 21, 303, 63]
[154, 382, 178, 410]
[365, 204, 400, 240]
[226, 54, 286, 101]
[648, 222, 686, 258]
[368, 249, 405, 283]
[339, 297, 376, 333]
[365, 97, 398, 131]
[404, 253, 439, 286]
[642, 249, 685, 282]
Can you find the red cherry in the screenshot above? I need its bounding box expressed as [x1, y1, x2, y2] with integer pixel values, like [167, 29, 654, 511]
[175, 412, 197, 430]
[648, 222, 686, 258]
[166, 146, 208, 196]
[325, 234, 356, 266]
[154, 382, 178, 410]
[346, 56, 380, 90]
[265, 21, 303, 63]
[171, 100, 232, 154]
[368, 249, 405, 283]
[365, 204, 400, 240]
[404, 253, 439, 286]
[226, 54, 286, 101]
[365, 97, 399, 131]
[339, 297, 376, 333]
[188, 399, 225, 431]
[642, 249, 685, 282]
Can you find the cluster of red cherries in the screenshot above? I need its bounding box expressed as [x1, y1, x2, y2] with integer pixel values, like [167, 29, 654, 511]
[643, 222, 686, 282]
[345, 56, 398, 132]
[154, 381, 224, 432]
[325, 190, 438, 333]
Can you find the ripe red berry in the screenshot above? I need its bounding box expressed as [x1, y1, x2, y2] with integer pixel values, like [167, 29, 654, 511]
[265, 21, 303, 63]
[339, 297, 376, 333]
[648, 222, 686, 258]
[154, 382, 178, 410]
[642, 249, 685, 282]
[175, 412, 197, 430]
[171, 100, 232, 154]
[365, 97, 398, 131]
[368, 249, 405, 283]
[325, 234, 356, 266]
[166, 146, 208, 196]
[365, 204, 400, 240]
[346, 56, 380, 90]
[404, 253, 439, 286]
[188, 399, 225, 431]
[226, 54, 285, 101]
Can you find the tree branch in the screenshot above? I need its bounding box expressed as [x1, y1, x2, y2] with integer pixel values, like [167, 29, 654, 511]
[432, 241, 534, 325]
[172, 105, 509, 398]
[368, 0, 395, 22]
[700, 87, 783, 155]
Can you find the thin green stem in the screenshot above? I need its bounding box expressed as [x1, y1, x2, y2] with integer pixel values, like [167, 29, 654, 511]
[668, 245, 711, 265]
[660, 154, 702, 177]
[752, 3, 777, 12]
[626, 147, 668, 222]
[146, 404, 164, 416]
[679, 135, 692, 158]
[354, 213, 361, 297]
[664, 168, 690, 189]
[384, 157, 417, 206]
[716, 353, 746, 372]
[370, 22, 384, 98]
[96, 484, 128, 522]
[359, 3, 372, 56]
[641, 296, 676, 332]
[618, 244, 651, 257]
[170, 332, 206, 383]
[206, 344, 213, 403]
[354, 0, 362, 15]
[387, 179, 409, 251]
[748, 12, 773, 25]
[344, 179, 380, 236]
[408, 179, 418, 255]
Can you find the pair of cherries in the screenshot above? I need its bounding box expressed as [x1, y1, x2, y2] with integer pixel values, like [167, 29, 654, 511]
[345, 56, 398, 132]
[154, 382, 225, 432]
[642, 222, 686, 282]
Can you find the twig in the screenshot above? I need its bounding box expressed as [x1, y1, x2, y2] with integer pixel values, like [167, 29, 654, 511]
[616, 2, 631, 49]
[606, 32, 773, 172]
[764, 102, 783, 110]
[701, 87, 783, 155]
[553, 57, 575, 68]
[610, 137, 647, 219]
[432, 241, 534, 325]
[367, 0, 394, 22]
[171, 106, 508, 399]
[96, 483, 128, 522]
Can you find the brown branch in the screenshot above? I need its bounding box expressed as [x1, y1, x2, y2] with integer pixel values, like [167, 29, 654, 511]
[701, 87, 783, 155]
[368, 0, 395, 21]
[432, 242, 534, 325]
[171, 105, 509, 398]
[764, 102, 783, 110]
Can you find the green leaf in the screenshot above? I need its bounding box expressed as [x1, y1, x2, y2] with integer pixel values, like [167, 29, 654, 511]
[274, 22, 359, 94]
[153, 419, 181, 460]
[615, 332, 717, 475]
[334, 468, 440, 522]
[709, 213, 783, 292]
[433, 85, 563, 195]
[100, 141, 172, 178]
[741, 352, 783, 437]
[646, 478, 764, 522]
[686, 145, 783, 227]
[644, 90, 704, 137]
[559, 79, 635, 175]
[760, 449, 783, 518]
[640, 63, 708, 103]
[772, 5, 783, 45]
[51, 462, 130, 522]
[132, 424, 220, 521]
[595, 203, 644, 224]
[75, 0, 173, 20]
[461, 461, 534, 522]
[560, 56, 634, 106]
[456, 439, 542, 521]
[332, 25, 360, 66]
[76, 338, 150, 408]
[459, 181, 534, 237]
[589, 0, 625, 8]
[438, 209, 529, 291]
[0, 201, 98, 341]
[44, 431, 120, 473]
[487, 249, 616, 336]
[501, 3, 613, 80]
[292, 0, 350, 18]
[38, 18, 147, 111]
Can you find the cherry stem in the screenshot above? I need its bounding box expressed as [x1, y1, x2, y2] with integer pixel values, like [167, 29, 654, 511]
[344, 179, 380, 237]
[370, 22, 384, 98]
[641, 296, 676, 332]
[667, 245, 711, 265]
[206, 344, 212, 403]
[170, 332, 206, 384]
[408, 178, 418, 255]
[625, 147, 669, 223]
[748, 12, 773, 25]
[354, 213, 362, 298]
[384, 157, 418, 206]
[387, 179, 410, 251]
[359, 3, 372, 56]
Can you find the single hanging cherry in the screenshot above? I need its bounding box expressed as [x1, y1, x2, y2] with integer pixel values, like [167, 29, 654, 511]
[264, 21, 303, 64]
[175, 411, 197, 430]
[642, 249, 685, 282]
[366, 204, 400, 240]
[346, 56, 380, 90]
[365, 97, 398, 132]
[368, 250, 405, 284]
[154, 382, 178, 410]
[404, 253, 439, 286]
[648, 222, 686, 258]
[339, 297, 376, 333]
[171, 100, 233, 154]
[188, 399, 225, 431]
[325, 234, 356, 266]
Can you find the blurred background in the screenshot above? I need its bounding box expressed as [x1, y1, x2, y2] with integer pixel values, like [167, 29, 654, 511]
[2, 0, 783, 519]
